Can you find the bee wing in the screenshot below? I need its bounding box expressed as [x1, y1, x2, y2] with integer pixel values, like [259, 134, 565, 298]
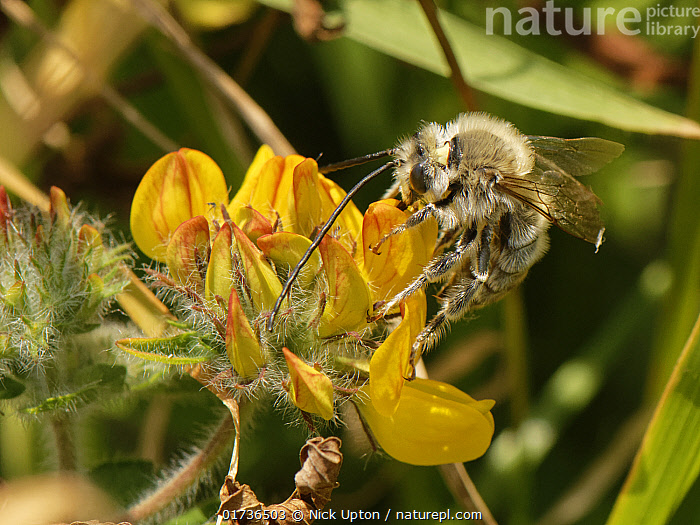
[527, 136, 624, 177]
[498, 166, 605, 247]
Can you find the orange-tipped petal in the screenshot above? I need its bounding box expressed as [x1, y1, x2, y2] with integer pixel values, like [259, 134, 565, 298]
[270, 155, 307, 224]
[205, 222, 233, 301]
[256, 231, 322, 288]
[289, 158, 323, 237]
[231, 206, 273, 243]
[283, 347, 334, 420]
[317, 236, 372, 337]
[358, 379, 495, 465]
[231, 222, 283, 313]
[49, 186, 71, 228]
[131, 148, 228, 261]
[76, 224, 104, 258]
[369, 291, 427, 416]
[360, 200, 437, 302]
[166, 215, 210, 293]
[226, 289, 265, 378]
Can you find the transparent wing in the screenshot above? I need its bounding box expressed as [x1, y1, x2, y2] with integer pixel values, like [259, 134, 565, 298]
[497, 166, 605, 246]
[527, 136, 624, 177]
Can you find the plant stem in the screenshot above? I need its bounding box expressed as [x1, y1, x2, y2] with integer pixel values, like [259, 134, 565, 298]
[126, 415, 235, 522]
[439, 463, 498, 525]
[50, 413, 77, 471]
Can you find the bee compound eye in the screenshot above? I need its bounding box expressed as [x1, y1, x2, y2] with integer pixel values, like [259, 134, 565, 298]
[409, 161, 428, 195]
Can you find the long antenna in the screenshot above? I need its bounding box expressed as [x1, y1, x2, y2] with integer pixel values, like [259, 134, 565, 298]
[319, 148, 395, 173]
[267, 160, 397, 331]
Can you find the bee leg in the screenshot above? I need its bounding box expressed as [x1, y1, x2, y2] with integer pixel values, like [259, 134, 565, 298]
[383, 225, 479, 314]
[371, 203, 439, 254]
[407, 223, 495, 377]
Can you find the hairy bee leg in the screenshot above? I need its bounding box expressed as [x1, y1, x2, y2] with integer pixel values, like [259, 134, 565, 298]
[371, 203, 439, 254]
[466, 211, 550, 308]
[382, 225, 478, 313]
[407, 223, 495, 375]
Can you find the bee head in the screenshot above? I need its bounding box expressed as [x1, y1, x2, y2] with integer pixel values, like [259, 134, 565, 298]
[394, 122, 450, 204]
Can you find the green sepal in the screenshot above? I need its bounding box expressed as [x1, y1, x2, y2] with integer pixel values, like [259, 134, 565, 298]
[116, 332, 215, 365]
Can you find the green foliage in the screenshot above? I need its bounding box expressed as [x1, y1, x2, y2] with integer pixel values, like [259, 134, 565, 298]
[0, 190, 132, 417]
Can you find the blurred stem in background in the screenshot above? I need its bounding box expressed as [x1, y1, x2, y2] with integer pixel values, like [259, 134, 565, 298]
[0, 0, 152, 167]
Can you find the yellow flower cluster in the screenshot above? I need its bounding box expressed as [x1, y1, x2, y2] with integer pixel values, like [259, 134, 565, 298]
[127, 146, 495, 465]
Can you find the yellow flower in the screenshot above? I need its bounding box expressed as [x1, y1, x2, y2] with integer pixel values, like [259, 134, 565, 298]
[125, 145, 495, 466]
[357, 379, 495, 466]
[130, 148, 228, 262]
[228, 149, 369, 336]
[369, 290, 427, 416]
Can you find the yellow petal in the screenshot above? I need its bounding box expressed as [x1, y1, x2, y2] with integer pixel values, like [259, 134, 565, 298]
[205, 222, 233, 302]
[369, 291, 427, 416]
[226, 289, 265, 378]
[131, 148, 228, 261]
[271, 155, 307, 225]
[231, 222, 283, 313]
[283, 347, 334, 420]
[288, 158, 323, 237]
[317, 236, 372, 337]
[359, 200, 438, 302]
[256, 232, 322, 288]
[358, 379, 495, 465]
[228, 145, 275, 212]
[165, 215, 210, 293]
[318, 175, 362, 243]
[237, 155, 286, 221]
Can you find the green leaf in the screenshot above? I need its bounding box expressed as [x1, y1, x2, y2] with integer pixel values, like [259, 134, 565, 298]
[648, 25, 700, 395]
[261, 0, 700, 138]
[606, 313, 700, 525]
[116, 332, 216, 365]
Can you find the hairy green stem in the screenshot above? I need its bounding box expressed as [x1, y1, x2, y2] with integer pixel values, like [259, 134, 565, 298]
[126, 415, 235, 522]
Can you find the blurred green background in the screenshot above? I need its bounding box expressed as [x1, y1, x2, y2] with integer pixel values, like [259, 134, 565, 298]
[0, 1, 699, 524]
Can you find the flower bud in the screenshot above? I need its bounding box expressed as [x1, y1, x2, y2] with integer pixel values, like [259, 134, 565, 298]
[231, 222, 282, 313]
[316, 236, 372, 337]
[226, 289, 265, 378]
[283, 348, 334, 420]
[166, 216, 210, 293]
[205, 222, 234, 302]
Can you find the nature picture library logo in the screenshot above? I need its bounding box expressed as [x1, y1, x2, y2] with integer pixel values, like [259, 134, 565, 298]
[486, 1, 700, 39]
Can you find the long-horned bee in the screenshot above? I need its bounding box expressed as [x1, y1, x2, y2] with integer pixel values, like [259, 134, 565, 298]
[268, 113, 624, 375]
